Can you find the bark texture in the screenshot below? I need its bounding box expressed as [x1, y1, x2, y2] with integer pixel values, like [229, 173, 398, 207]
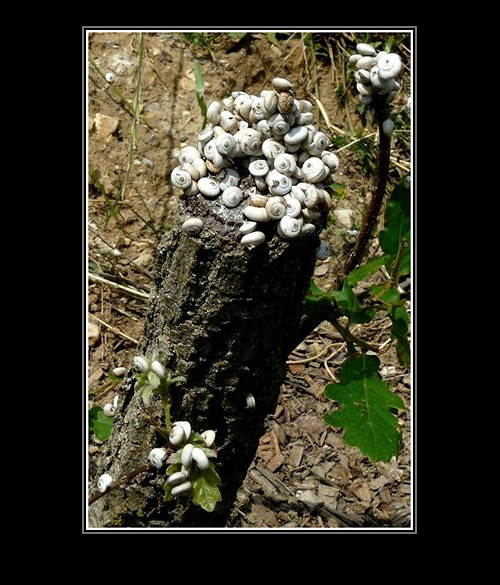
[89, 193, 323, 527]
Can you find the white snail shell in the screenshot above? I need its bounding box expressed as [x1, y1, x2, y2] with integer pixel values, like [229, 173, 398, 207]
[103, 403, 116, 417]
[167, 471, 188, 485]
[248, 159, 269, 177]
[265, 196, 287, 220]
[302, 207, 321, 221]
[171, 481, 192, 496]
[171, 166, 192, 189]
[267, 169, 292, 196]
[112, 366, 126, 377]
[105, 71, 116, 83]
[222, 186, 243, 208]
[148, 447, 168, 469]
[169, 425, 185, 446]
[312, 131, 330, 152]
[359, 94, 373, 105]
[322, 152, 339, 172]
[181, 443, 195, 468]
[272, 77, 293, 91]
[241, 231, 266, 247]
[290, 185, 305, 204]
[299, 99, 313, 112]
[248, 194, 269, 207]
[296, 112, 314, 125]
[356, 43, 377, 57]
[181, 162, 200, 181]
[220, 110, 238, 133]
[256, 119, 272, 138]
[304, 185, 320, 208]
[268, 112, 290, 135]
[302, 157, 326, 183]
[377, 53, 402, 80]
[178, 146, 202, 165]
[201, 430, 216, 448]
[284, 195, 302, 218]
[246, 394, 256, 408]
[243, 206, 270, 222]
[215, 132, 237, 157]
[174, 420, 192, 441]
[273, 153, 297, 176]
[316, 241, 331, 260]
[263, 91, 278, 114]
[198, 125, 214, 143]
[151, 360, 166, 379]
[301, 223, 316, 235]
[239, 129, 263, 156]
[382, 118, 394, 137]
[98, 473, 113, 493]
[284, 125, 308, 146]
[191, 157, 207, 178]
[239, 221, 257, 235]
[262, 139, 285, 160]
[356, 56, 377, 70]
[192, 447, 210, 471]
[182, 217, 204, 236]
[206, 101, 222, 125]
[356, 82, 374, 96]
[278, 215, 301, 239]
[198, 177, 221, 198]
[220, 168, 240, 190]
[133, 355, 150, 372]
[357, 69, 371, 84]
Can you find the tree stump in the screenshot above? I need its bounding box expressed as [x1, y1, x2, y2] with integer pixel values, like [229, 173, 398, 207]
[89, 192, 324, 527]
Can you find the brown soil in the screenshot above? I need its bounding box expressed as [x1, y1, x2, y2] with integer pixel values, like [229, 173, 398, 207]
[88, 31, 411, 529]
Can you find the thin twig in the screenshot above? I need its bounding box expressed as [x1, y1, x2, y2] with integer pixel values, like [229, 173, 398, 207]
[88, 463, 155, 505]
[89, 314, 139, 345]
[89, 272, 150, 300]
[331, 318, 378, 353]
[287, 343, 340, 365]
[335, 132, 377, 153]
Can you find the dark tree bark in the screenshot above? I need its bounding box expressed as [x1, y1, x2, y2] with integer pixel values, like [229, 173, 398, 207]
[89, 193, 323, 527]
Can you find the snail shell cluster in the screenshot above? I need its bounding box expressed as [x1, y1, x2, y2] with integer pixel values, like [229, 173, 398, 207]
[171, 77, 340, 248]
[165, 420, 217, 498]
[349, 44, 403, 106]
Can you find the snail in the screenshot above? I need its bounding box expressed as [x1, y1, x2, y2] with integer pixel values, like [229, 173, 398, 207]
[201, 430, 216, 448]
[241, 231, 266, 248]
[192, 447, 210, 471]
[198, 177, 220, 198]
[239, 221, 257, 235]
[182, 218, 204, 236]
[167, 471, 188, 485]
[181, 443, 195, 468]
[222, 186, 243, 208]
[98, 473, 113, 493]
[169, 420, 191, 445]
[278, 215, 301, 239]
[246, 394, 256, 408]
[103, 402, 116, 417]
[382, 118, 394, 137]
[265, 196, 287, 220]
[148, 447, 168, 469]
[151, 360, 166, 379]
[112, 366, 126, 377]
[133, 355, 150, 372]
[171, 481, 192, 497]
[243, 206, 270, 223]
[316, 241, 331, 260]
[220, 168, 240, 190]
[105, 71, 116, 83]
[356, 43, 377, 57]
[171, 166, 192, 189]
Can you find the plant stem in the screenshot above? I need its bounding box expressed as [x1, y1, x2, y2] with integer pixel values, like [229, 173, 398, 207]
[89, 463, 155, 505]
[331, 318, 378, 353]
[389, 237, 408, 287]
[338, 112, 392, 281]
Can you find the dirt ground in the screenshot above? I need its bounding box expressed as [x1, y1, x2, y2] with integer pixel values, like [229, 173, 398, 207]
[87, 31, 412, 529]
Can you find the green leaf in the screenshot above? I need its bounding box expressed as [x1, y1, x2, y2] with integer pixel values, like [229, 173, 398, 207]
[346, 255, 389, 286]
[379, 178, 410, 277]
[89, 406, 114, 441]
[192, 464, 222, 512]
[390, 305, 410, 366]
[302, 279, 335, 322]
[266, 32, 278, 46]
[371, 285, 400, 305]
[324, 353, 405, 462]
[330, 182, 347, 198]
[333, 281, 375, 324]
[148, 371, 161, 389]
[194, 61, 207, 120]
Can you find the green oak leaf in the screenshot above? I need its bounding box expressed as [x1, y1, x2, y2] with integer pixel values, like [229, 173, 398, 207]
[333, 280, 375, 324]
[324, 353, 405, 462]
[89, 406, 114, 441]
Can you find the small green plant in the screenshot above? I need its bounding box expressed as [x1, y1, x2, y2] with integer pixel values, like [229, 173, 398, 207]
[133, 351, 222, 512]
[89, 405, 114, 441]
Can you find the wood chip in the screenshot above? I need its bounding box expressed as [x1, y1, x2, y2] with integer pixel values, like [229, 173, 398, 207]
[288, 444, 304, 467]
[288, 363, 305, 374]
[267, 452, 284, 472]
[314, 264, 329, 276]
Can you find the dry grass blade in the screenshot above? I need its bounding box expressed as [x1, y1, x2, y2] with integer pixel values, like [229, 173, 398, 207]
[89, 272, 150, 300]
[89, 313, 139, 345]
